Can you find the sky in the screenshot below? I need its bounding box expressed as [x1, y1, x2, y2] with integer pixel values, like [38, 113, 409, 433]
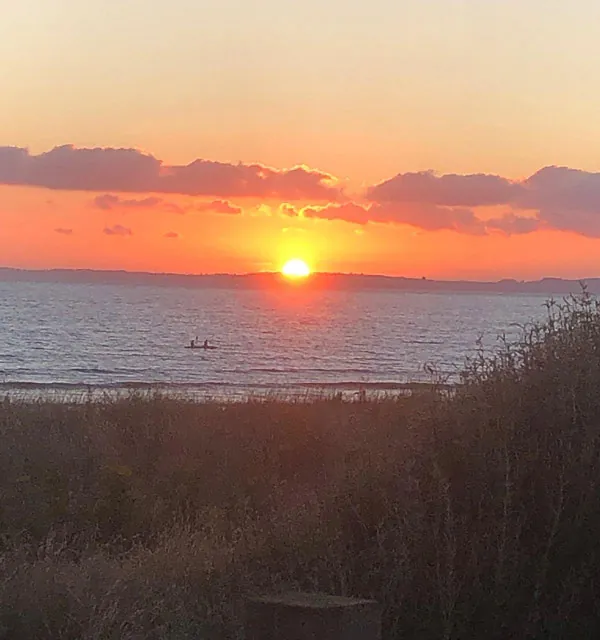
[2, 0, 600, 279]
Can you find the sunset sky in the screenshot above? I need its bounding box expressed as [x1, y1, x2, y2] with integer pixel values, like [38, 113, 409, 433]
[3, 0, 600, 279]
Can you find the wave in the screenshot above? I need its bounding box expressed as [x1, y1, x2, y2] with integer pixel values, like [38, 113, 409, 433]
[220, 367, 375, 375]
[0, 354, 25, 361]
[0, 366, 159, 378]
[66, 367, 147, 375]
[0, 379, 453, 392]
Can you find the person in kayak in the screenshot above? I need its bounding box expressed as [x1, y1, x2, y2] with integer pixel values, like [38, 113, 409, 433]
[203, 339, 209, 348]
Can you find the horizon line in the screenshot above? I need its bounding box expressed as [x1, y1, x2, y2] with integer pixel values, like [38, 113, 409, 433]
[0, 265, 597, 284]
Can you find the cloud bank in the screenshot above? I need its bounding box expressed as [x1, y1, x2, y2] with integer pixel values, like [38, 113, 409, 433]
[3, 143, 600, 237]
[368, 171, 522, 207]
[0, 145, 339, 201]
[365, 167, 600, 237]
[300, 202, 487, 234]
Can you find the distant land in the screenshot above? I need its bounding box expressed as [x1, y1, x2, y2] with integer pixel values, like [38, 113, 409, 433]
[1, 267, 599, 294]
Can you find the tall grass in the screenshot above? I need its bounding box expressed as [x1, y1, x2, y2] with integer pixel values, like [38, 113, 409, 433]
[2, 292, 600, 638]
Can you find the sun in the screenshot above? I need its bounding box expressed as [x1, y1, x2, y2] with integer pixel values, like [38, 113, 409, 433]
[281, 258, 311, 278]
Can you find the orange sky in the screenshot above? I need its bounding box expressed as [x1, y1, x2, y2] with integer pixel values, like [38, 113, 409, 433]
[2, 172, 600, 280]
[3, 1, 600, 279]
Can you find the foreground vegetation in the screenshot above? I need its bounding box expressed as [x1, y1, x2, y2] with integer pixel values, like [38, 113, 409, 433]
[3, 293, 600, 638]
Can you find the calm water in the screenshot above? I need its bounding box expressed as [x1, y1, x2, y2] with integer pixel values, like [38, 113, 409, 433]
[0, 281, 550, 398]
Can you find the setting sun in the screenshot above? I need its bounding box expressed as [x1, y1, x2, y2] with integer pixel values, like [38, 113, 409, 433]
[281, 258, 311, 278]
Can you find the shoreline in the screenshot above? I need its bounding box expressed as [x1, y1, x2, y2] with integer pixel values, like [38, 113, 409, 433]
[0, 379, 455, 403]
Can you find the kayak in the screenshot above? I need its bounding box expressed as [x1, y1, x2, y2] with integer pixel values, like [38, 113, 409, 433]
[185, 345, 218, 350]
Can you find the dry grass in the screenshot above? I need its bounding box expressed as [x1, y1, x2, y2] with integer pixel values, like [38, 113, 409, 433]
[2, 292, 600, 638]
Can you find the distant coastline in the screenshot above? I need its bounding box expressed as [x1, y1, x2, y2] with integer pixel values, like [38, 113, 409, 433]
[1, 266, 598, 294]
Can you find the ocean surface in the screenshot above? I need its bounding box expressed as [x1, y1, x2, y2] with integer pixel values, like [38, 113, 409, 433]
[0, 280, 551, 400]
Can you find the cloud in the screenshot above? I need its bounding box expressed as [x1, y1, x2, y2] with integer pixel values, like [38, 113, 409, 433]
[0, 145, 340, 200]
[536, 208, 600, 237]
[486, 213, 543, 236]
[164, 231, 179, 239]
[0, 145, 158, 192]
[515, 166, 600, 238]
[196, 199, 242, 215]
[375, 203, 487, 234]
[300, 201, 546, 236]
[278, 203, 298, 217]
[367, 166, 600, 237]
[520, 166, 600, 212]
[54, 227, 73, 235]
[163, 202, 184, 214]
[93, 194, 163, 210]
[302, 203, 373, 225]
[5, 143, 600, 238]
[368, 171, 521, 207]
[103, 224, 132, 236]
[301, 201, 487, 234]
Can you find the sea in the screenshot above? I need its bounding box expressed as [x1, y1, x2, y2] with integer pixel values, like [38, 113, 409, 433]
[0, 280, 551, 401]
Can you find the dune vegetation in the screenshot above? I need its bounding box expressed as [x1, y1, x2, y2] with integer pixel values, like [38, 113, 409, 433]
[2, 292, 600, 638]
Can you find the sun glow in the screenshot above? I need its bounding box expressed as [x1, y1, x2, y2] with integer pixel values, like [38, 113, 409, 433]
[281, 258, 311, 278]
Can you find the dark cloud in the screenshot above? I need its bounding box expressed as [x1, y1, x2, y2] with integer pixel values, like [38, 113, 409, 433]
[520, 166, 600, 212]
[93, 194, 163, 210]
[515, 166, 600, 237]
[302, 202, 487, 234]
[196, 200, 242, 215]
[302, 203, 373, 225]
[367, 166, 600, 237]
[536, 208, 600, 237]
[164, 231, 179, 239]
[161, 161, 338, 200]
[103, 224, 132, 236]
[486, 213, 543, 236]
[0, 145, 339, 200]
[301, 201, 547, 237]
[0, 145, 158, 192]
[368, 171, 521, 207]
[375, 203, 487, 235]
[54, 227, 73, 235]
